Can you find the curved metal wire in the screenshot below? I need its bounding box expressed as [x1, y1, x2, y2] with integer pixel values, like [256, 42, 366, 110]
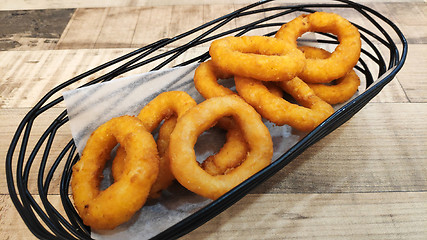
[5, 0, 408, 239]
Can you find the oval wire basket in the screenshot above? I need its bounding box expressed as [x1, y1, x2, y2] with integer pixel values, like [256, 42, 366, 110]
[6, 0, 408, 239]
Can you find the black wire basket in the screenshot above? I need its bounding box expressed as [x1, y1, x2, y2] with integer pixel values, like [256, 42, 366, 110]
[6, 0, 408, 239]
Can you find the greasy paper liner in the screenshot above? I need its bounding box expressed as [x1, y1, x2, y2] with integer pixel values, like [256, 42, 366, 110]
[5, 1, 407, 239]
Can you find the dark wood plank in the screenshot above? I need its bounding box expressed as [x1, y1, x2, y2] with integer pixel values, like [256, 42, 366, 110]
[0, 9, 74, 50]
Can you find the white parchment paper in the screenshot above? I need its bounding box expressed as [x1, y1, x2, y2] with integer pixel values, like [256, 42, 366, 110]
[62, 59, 355, 239]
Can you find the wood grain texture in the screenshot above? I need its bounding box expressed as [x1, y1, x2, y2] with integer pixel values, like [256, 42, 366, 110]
[3, 192, 424, 240]
[394, 44, 427, 103]
[0, 9, 74, 51]
[54, 2, 427, 50]
[56, 8, 109, 49]
[252, 102, 427, 194]
[1, 0, 425, 11]
[0, 195, 38, 240]
[182, 192, 427, 240]
[0, 47, 208, 108]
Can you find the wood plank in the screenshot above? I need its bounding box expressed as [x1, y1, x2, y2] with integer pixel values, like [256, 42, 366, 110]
[55, 2, 423, 50]
[393, 44, 427, 103]
[198, 4, 239, 48]
[382, 2, 427, 44]
[167, 5, 205, 47]
[1, 0, 424, 11]
[0, 48, 152, 108]
[365, 42, 409, 103]
[56, 8, 108, 49]
[0, 0, 259, 11]
[0, 47, 212, 108]
[58, 5, 239, 49]
[94, 7, 141, 48]
[0, 195, 39, 240]
[131, 6, 173, 48]
[252, 102, 427, 194]
[182, 192, 427, 240]
[1, 192, 426, 240]
[0, 107, 73, 195]
[0, 9, 74, 51]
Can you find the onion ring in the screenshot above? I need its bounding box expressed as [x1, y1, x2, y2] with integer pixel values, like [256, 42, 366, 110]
[111, 117, 177, 198]
[71, 116, 159, 230]
[298, 46, 360, 104]
[275, 12, 361, 83]
[235, 75, 334, 131]
[209, 36, 306, 82]
[151, 116, 177, 197]
[194, 60, 235, 99]
[169, 95, 273, 200]
[194, 60, 284, 99]
[112, 91, 197, 198]
[201, 117, 249, 176]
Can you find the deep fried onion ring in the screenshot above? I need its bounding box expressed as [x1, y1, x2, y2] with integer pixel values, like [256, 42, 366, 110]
[201, 117, 249, 176]
[151, 116, 177, 196]
[275, 12, 361, 83]
[194, 60, 234, 99]
[112, 117, 177, 198]
[209, 36, 305, 82]
[112, 91, 197, 198]
[235, 76, 334, 131]
[194, 60, 284, 99]
[71, 116, 159, 230]
[298, 46, 360, 104]
[169, 95, 273, 200]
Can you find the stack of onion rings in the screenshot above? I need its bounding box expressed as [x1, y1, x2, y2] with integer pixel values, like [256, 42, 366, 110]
[71, 11, 363, 230]
[275, 12, 361, 83]
[298, 46, 360, 104]
[194, 11, 361, 131]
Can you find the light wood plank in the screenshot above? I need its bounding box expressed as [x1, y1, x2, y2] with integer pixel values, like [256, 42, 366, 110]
[394, 44, 427, 103]
[56, 8, 109, 49]
[94, 7, 141, 48]
[0, 195, 38, 240]
[381, 2, 427, 44]
[252, 102, 427, 194]
[55, 2, 424, 50]
[0, 47, 212, 108]
[182, 192, 427, 240]
[1, 192, 426, 240]
[131, 6, 173, 48]
[1, 0, 424, 11]
[0, 48, 162, 108]
[167, 5, 205, 47]
[0, 107, 73, 195]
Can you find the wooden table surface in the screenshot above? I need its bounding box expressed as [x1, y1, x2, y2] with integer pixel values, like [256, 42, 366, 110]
[1, 0, 426, 239]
